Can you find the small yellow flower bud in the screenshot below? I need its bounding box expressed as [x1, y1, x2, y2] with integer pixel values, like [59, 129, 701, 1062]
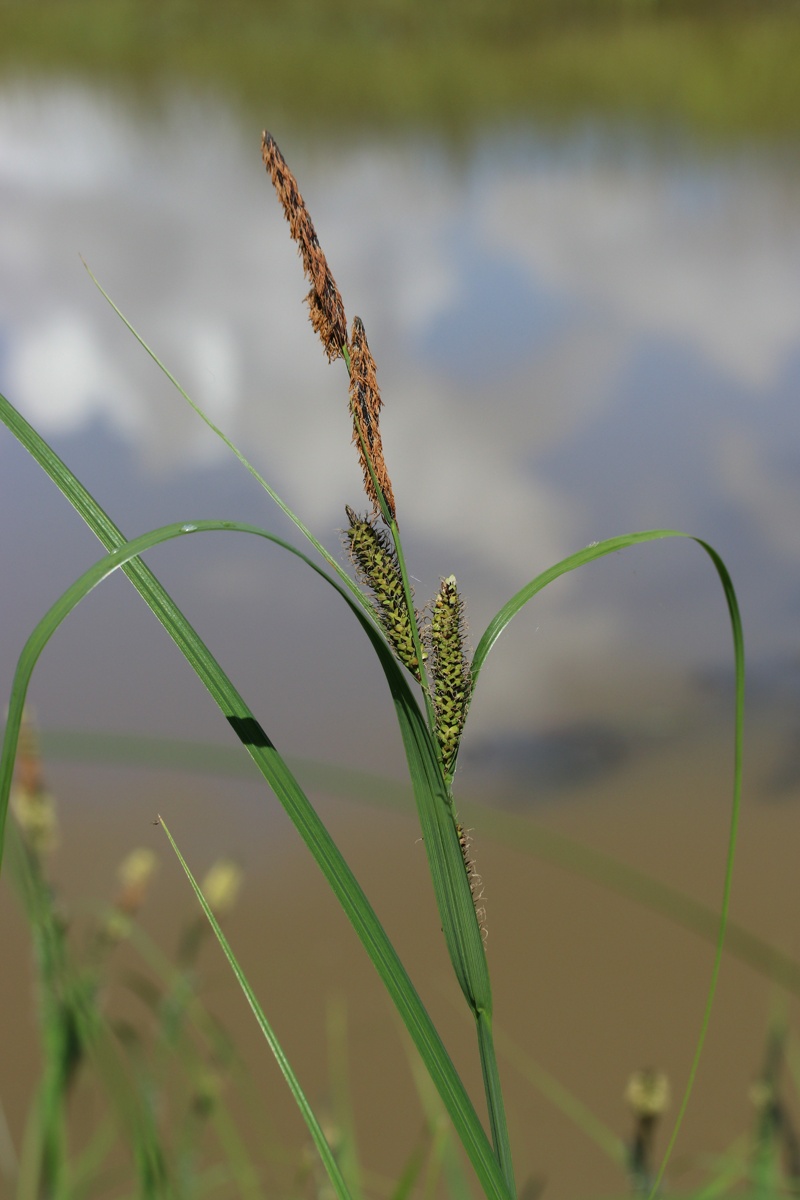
[625, 1068, 670, 1117]
[201, 859, 244, 915]
[113, 847, 158, 920]
[11, 785, 58, 856]
[117, 847, 158, 890]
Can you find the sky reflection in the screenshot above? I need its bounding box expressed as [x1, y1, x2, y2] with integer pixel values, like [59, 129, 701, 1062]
[3, 83, 800, 776]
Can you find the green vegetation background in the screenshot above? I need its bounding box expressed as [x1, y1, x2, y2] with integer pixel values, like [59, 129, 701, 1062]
[2, 0, 800, 140]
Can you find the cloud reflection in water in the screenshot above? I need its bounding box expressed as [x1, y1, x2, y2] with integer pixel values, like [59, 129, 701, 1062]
[2, 85, 800, 756]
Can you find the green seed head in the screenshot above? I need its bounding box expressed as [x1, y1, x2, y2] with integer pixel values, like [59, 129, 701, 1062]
[429, 575, 472, 776]
[344, 507, 423, 680]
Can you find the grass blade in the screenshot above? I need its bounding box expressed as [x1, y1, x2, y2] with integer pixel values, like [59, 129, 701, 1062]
[79, 278, 507, 1165]
[472, 529, 745, 1193]
[0, 397, 512, 1200]
[473, 531, 736, 685]
[157, 816, 353, 1200]
[326, 997, 364, 1200]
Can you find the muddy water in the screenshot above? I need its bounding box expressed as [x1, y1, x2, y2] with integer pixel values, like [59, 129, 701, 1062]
[2, 716, 798, 1198]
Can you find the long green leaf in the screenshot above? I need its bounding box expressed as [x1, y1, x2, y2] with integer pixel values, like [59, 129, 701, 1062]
[0, 414, 511, 1200]
[473, 530, 738, 685]
[84, 274, 512, 1185]
[471, 528, 745, 1193]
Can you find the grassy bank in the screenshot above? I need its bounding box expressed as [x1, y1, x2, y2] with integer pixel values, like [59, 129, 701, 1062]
[1, 0, 800, 140]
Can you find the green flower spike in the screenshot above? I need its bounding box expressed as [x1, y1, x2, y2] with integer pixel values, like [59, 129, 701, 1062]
[429, 574, 472, 778]
[344, 507, 424, 681]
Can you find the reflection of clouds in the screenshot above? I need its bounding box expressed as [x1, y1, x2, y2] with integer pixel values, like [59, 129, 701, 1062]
[717, 427, 800, 560]
[8, 310, 141, 435]
[321, 144, 460, 336]
[484, 160, 800, 390]
[385, 370, 578, 574]
[4, 84, 800, 730]
[0, 87, 579, 581]
[0, 83, 127, 193]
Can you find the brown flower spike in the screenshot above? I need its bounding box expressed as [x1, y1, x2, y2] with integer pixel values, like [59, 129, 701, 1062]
[349, 316, 396, 520]
[261, 130, 348, 361]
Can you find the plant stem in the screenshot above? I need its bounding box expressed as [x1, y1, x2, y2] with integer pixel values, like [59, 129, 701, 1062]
[477, 1010, 516, 1196]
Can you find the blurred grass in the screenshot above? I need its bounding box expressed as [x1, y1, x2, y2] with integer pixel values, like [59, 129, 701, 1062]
[31, 728, 796, 998]
[1, 0, 800, 140]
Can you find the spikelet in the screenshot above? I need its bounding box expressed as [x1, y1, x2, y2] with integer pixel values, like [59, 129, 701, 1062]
[349, 316, 396, 520]
[261, 130, 348, 362]
[429, 575, 472, 777]
[344, 506, 423, 680]
[456, 822, 488, 944]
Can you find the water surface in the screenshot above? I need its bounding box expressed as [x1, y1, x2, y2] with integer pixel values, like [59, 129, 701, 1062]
[2, 83, 800, 791]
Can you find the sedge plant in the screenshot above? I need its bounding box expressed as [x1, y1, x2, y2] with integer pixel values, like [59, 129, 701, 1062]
[0, 130, 745, 1200]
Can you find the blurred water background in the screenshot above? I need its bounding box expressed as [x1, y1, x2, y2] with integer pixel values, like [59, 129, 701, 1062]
[3, 5, 800, 1194]
[4, 4, 800, 799]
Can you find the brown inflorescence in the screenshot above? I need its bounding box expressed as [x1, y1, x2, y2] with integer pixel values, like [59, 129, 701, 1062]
[261, 130, 348, 362]
[344, 506, 423, 680]
[349, 316, 396, 520]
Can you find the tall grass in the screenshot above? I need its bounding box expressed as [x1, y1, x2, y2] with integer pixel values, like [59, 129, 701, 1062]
[0, 129, 744, 1198]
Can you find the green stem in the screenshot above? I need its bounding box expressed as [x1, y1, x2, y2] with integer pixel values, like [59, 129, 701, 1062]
[340, 361, 508, 1176]
[476, 1011, 515, 1197]
[27, 849, 70, 1200]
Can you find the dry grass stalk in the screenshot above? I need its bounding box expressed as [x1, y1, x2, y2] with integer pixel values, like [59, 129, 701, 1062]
[349, 316, 396, 520]
[261, 130, 348, 361]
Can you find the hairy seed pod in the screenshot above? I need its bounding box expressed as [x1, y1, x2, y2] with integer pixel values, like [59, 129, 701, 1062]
[344, 507, 423, 680]
[429, 575, 472, 776]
